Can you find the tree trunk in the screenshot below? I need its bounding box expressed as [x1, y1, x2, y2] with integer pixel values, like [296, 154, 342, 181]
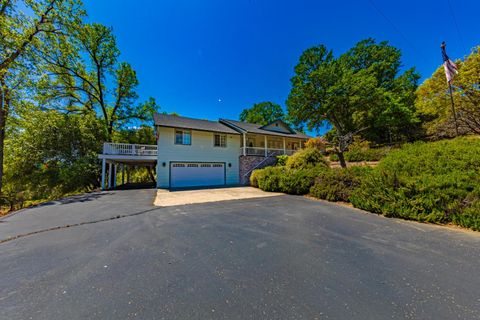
[0, 108, 5, 196]
[0, 79, 9, 196]
[337, 151, 347, 168]
[147, 166, 156, 184]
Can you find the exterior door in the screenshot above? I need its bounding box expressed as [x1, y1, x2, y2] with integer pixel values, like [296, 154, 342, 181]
[170, 162, 225, 188]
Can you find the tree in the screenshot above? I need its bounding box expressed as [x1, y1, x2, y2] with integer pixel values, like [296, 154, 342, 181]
[4, 110, 105, 206]
[39, 22, 158, 139]
[345, 39, 421, 143]
[239, 101, 285, 125]
[0, 0, 84, 195]
[416, 46, 480, 138]
[287, 39, 419, 167]
[112, 126, 156, 145]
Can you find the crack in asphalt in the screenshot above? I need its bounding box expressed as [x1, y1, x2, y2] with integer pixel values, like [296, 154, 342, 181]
[0, 207, 161, 245]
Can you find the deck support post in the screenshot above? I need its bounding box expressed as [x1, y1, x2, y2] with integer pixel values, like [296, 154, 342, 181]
[113, 164, 117, 188]
[101, 158, 106, 190]
[108, 162, 112, 189]
[264, 136, 268, 157]
[122, 164, 125, 185]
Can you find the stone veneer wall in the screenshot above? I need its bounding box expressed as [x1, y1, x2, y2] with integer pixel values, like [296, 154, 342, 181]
[239, 155, 277, 185]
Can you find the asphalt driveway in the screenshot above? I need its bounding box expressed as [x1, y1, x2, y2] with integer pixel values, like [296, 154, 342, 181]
[0, 189, 479, 319]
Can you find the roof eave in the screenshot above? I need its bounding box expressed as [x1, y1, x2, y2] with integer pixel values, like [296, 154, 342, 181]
[219, 119, 248, 134]
[155, 123, 240, 135]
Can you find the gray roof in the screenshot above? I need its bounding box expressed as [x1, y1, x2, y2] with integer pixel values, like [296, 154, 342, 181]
[154, 113, 240, 134]
[220, 119, 310, 139]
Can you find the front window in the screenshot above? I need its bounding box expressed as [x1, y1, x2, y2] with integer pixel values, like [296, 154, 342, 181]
[214, 134, 227, 147]
[175, 129, 191, 145]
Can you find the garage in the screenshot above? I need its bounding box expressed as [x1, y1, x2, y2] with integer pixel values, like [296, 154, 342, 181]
[170, 162, 225, 188]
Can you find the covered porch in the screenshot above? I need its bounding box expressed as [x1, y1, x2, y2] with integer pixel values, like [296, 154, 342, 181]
[240, 133, 306, 157]
[98, 143, 157, 190]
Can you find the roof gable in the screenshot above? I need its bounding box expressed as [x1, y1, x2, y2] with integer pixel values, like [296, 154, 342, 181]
[260, 120, 295, 134]
[219, 119, 310, 139]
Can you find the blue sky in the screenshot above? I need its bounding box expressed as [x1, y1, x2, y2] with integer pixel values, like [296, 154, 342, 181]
[85, 0, 478, 133]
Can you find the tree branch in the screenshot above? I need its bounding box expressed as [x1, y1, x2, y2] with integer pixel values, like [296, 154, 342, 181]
[0, 0, 57, 72]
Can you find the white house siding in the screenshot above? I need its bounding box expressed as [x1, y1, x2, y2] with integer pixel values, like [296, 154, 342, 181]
[156, 127, 241, 188]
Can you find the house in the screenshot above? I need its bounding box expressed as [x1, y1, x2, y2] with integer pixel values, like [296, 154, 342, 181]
[98, 113, 310, 190]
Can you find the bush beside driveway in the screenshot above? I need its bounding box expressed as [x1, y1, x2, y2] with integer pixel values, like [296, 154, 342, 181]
[251, 137, 480, 231]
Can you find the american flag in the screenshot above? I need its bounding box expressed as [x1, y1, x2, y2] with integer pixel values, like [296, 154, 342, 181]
[441, 41, 458, 83]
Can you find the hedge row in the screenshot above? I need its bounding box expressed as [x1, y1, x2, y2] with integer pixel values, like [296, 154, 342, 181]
[251, 137, 480, 231]
[330, 146, 390, 162]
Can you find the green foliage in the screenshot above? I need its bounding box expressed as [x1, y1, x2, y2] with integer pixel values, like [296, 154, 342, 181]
[310, 166, 372, 202]
[276, 154, 289, 166]
[279, 166, 326, 195]
[349, 137, 480, 229]
[287, 38, 420, 153]
[304, 137, 326, 150]
[285, 148, 328, 170]
[255, 166, 286, 192]
[252, 148, 329, 195]
[452, 198, 480, 231]
[330, 140, 391, 162]
[252, 165, 326, 195]
[0, 0, 86, 197]
[253, 136, 480, 231]
[40, 22, 160, 138]
[249, 169, 262, 188]
[239, 101, 285, 125]
[416, 46, 480, 138]
[112, 125, 156, 145]
[4, 110, 105, 202]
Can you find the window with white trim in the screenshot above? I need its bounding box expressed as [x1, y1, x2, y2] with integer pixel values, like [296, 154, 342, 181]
[175, 129, 191, 145]
[214, 134, 227, 147]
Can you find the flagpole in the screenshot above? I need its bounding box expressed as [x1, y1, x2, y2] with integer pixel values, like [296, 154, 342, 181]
[441, 41, 459, 136]
[448, 81, 459, 136]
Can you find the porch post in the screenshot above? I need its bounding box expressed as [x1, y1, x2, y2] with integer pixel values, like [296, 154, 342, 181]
[283, 137, 286, 155]
[264, 136, 268, 157]
[101, 158, 106, 190]
[242, 133, 246, 156]
[108, 162, 112, 189]
[113, 164, 117, 188]
[121, 164, 125, 185]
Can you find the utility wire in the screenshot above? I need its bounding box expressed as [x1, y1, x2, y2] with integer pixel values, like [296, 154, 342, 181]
[447, 0, 467, 53]
[367, 0, 417, 50]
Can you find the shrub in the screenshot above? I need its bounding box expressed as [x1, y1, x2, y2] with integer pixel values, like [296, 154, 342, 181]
[453, 197, 480, 231]
[345, 147, 390, 162]
[256, 166, 286, 192]
[251, 163, 327, 195]
[252, 148, 329, 195]
[329, 145, 391, 162]
[310, 166, 372, 202]
[349, 137, 480, 229]
[286, 148, 329, 170]
[304, 137, 326, 151]
[249, 169, 263, 188]
[276, 155, 289, 166]
[280, 166, 327, 195]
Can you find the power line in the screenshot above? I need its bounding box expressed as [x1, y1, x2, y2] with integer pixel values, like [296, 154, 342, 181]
[367, 0, 416, 50]
[447, 0, 467, 53]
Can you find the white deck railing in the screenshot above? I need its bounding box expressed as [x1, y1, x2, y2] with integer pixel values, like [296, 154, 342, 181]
[103, 142, 158, 156]
[240, 147, 297, 156]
